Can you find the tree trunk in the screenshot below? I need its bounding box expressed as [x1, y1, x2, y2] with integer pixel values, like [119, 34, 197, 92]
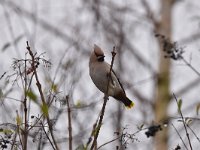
[154, 0, 174, 150]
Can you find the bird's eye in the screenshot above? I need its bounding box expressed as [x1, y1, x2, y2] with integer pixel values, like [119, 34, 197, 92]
[97, 56, 104, 62]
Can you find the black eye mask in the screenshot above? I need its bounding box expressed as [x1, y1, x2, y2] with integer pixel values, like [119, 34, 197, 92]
[97, 55, 105, 62]
[94, 51, 105, 62]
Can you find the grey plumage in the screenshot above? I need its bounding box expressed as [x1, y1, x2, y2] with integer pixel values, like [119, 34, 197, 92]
[89, 44, 134, 108]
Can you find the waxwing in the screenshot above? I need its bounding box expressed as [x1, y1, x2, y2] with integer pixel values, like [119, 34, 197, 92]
[89, 44, 134, 109]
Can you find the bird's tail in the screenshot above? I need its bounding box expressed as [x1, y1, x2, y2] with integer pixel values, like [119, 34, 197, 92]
[113, 92, 134, 109]
[123, 97, 134, 109]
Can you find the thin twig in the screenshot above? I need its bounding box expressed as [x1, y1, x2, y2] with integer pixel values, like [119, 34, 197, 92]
[187, 125, 200, 143]
[90, 95, 108, 149]
[97, 136, 121, 149]
[66, 95, 73, 150]
[171, 123, 188, 150]
[173, 93, 193, 150]
[181, 57, 200, 77]
[40, 121, 56, 150]
[98, 126, 146, 149]
[14, 57, 29, 150]
[26, 41, 59, 150]
[90, 46, 117, 150]
[23, 53, 28, 150]
[86, 115, 99, 148]
[11, 132, 17, 150]
[16, 111, 23, 150]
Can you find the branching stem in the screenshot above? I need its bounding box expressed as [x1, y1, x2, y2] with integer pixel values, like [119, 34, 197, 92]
[26, 41, 59, 150]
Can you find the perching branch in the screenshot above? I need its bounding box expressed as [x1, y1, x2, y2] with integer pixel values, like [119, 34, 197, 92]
[90, 46, 117, 150]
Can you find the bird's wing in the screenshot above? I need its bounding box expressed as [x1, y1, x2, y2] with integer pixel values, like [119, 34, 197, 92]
[110, 70, 126, 94]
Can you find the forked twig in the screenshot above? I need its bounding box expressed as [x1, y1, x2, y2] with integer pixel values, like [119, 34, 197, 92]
[173, 93, 193, 150]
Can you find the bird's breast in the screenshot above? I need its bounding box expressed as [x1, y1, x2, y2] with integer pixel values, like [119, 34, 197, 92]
[89, 64, 115, 96]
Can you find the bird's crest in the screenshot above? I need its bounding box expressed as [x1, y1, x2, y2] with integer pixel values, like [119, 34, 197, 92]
[94, 44, 104, 57]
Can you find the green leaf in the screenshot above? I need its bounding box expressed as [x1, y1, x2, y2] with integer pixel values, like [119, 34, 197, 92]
[196, 103, 200, 115]
[26, 90, 37, 102]
[16, 115, 22, 125]
[185, 118, 193, 126]
[41, 103, 49, 117]
[177, 99, 182, 113]
[75, 100, 86, 108]
[51, 84, 58, 92]
[137, 124, 144, 130]
[75, 144, 87, 150]
[0, 88, 3, 99]
[2, 129, 13, 134]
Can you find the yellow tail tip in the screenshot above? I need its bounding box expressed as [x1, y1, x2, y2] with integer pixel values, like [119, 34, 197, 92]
[126, 101, 134, 109]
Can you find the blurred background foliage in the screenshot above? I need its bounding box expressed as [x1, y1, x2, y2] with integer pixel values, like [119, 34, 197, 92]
[0, 0, 200, 149]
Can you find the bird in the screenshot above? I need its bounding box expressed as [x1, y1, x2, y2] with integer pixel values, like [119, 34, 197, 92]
[89, 44, 134, 109]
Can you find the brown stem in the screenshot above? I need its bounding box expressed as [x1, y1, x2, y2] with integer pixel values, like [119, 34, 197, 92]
[66, 95, 73, 150]
[17, 58, 29, 150]
[23, 54, 28, 150]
